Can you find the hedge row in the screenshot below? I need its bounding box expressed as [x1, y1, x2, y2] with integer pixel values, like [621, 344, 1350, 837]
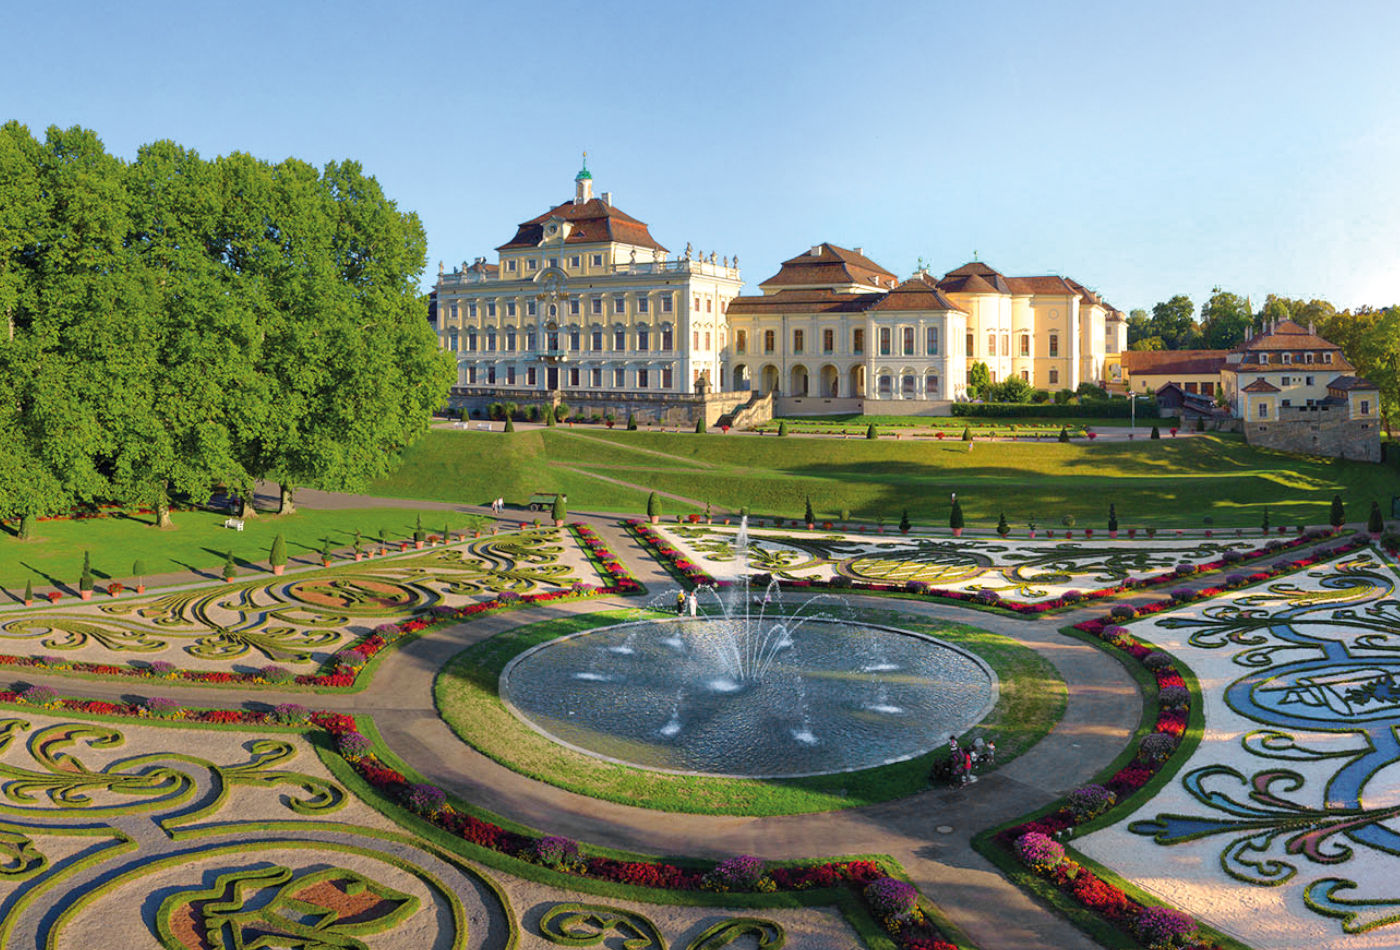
[951, 402, 1161, 419]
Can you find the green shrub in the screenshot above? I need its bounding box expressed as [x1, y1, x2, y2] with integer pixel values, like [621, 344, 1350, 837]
[804, 497, 815, 524]
[647, 492, 661, 518]
[1370, 500, 1385, 534]
[996, 512, 1010, 537]
[950, 399, 1157, 419]
[1058, 426, 1070, 443]
[1062, 514, 1076, 527]
[269, 533, 287, 567]
[899, 509, 911, 533]
[1261, 507, 1271, 531]
[414, 515, 425, 542]
[626, 412, 637, 430]
[1150, 424, 1160, 439]
[79, 551, 93, 592]
[132, 559, 146, 580]
[503, 417, 515, 433]
[1195, 415, 1205, 432]
[865, 423, 878, 439]
[949, 500, 964, 530]
[1108, 503, 1119, 532]
[960, 426, 973, 441]
[221, 551, 237, 581]
[552, 495, 567, 522]
[777, 421, 789, 437]
[1330, 494, 1346, 528]
[23, 579, 33, 602]
[18, 513, 34, 540]
[556, 403, 570, 422]
[695, 417, 706, 434]
[524, 404, 538, 422]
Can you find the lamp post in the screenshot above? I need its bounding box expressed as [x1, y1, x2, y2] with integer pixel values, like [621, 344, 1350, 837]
[1130, 391, 1137, 432]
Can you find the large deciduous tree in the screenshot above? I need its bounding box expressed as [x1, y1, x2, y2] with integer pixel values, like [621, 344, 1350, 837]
[1149, 295, 1199, 350]
[1199, 288, 1253, 350]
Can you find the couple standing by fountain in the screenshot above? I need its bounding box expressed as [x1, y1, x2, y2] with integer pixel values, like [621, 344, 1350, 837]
[674, 589, 698, 617]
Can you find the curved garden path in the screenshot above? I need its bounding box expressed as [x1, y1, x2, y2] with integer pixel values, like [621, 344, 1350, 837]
[6, 499, 1165, 950]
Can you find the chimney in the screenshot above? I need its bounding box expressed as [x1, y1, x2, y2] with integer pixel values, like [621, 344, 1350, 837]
[810, 245, 822, 257]
[601, 191, 612, 206]
[855, 246, 864, 256]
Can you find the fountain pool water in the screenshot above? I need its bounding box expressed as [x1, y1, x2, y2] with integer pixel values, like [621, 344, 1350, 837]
[498, 516, 996, 778]
[500, 616, 996, 778]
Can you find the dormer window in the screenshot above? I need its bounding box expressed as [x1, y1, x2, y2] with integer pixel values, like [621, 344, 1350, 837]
[1282, 353, 1291, 364]
[1324, 352, 1333, 364]
[1260, 353, 1270, 365]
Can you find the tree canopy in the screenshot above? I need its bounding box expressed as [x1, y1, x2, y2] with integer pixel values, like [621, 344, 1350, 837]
[0, 121, 452, 523]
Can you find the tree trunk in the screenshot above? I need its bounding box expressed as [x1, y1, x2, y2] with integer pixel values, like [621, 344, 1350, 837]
[18, 512, 33, 540]
[239, 493, 258, 520]
[278, 483, 296, 515]
[155, 483, 173, 529]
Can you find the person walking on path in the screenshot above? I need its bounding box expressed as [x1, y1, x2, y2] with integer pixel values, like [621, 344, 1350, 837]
[686, 590, 698, 617]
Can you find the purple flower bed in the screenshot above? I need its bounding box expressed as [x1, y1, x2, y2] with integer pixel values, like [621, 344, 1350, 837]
[1013, 832, 1065, 873]
[1136, 905, 1198, 948]
[705, 854, 765, 891]
[863, 876, 919, 917]
[1067, 784, 1117, 821]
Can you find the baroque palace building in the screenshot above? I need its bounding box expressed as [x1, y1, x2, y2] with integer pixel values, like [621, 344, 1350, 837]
[436, 166, 1126, 421]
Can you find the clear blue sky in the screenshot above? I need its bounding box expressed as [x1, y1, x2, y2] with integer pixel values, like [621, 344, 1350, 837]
[6, 0, 1399, 313]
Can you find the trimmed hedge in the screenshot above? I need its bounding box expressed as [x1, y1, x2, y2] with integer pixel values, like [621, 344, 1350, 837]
[951, 402, 1160, 419]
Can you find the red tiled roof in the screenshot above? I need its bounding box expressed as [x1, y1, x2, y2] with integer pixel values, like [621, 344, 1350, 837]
[1005, 275, 1077, 296]
[870, 273, 965, 312]
[758, 243, 896, 290]
[1242, 378, 1281, 393]
[1233, 319, 1341, 354]
[1327, 375, 1378, 391]
[939, 262, 1011, 294]
[1122, 349, 1229, 377]
[496, 198, 667, 252]
[726, 289, 884, 315]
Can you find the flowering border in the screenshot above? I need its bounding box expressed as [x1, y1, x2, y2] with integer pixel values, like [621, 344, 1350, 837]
[630, 518, 1335, 617]
[0, 522, 643, 691]
[969, 545, 1374, 950]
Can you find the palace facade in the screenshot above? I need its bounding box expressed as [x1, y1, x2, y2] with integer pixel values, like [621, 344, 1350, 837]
[435, 167, 1127, 419]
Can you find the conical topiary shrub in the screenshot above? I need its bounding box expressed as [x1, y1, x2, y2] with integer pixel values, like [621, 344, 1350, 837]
[647, 491, 662, 525]
[1058, 426, 1070, 443]
[997, 512, 1010, 537]
[950, 500, 965, 537]
[778, 421, 789, 437]
[1330, 494, 1346, 529]
[552, 494, 567, 526]
[900, 509, 911, 534]
[1370, 500, 1385, 535]
[866, 423, 878, 440]
[804, 497, 815, 527]
[270, 533, 287, 575]
[1108, 503, 1119, 536]
[222, 551, 237, 582]
[1150, 425, 1160, 439]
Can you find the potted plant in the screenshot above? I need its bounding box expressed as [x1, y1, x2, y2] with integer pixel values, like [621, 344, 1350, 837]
[996, 512, 1010, 538]
[1108, 503, 1119, 539]
[647, 491, 662, 525]
[552, 494, 567, 527]
[270, 533, 288, 575]
[950, 500, 965, 538]
[23, 578, 33, 607]
[443, 523, 452, 545]
[320, 542, 333, 567]
[133, 560, 147, 594]
[866, 423, 878, 440]
[108, 581, 124, 597]
[876, 515, 885, 534]
[899, 509, 911, 534]
[47, 590, 61, 604]
[79, 551, 94, 601]
[1261, 507, 1271, 535]
[413, 515, 426, 549]
[1027, 518, 1037, 539]
[221, 550, 237, 582]
[805, 497, 816, 530]
[353, 530, 363, 561]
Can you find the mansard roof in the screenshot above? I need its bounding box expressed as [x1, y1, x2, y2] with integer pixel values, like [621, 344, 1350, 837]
[758, 243, 897, 290]
[496, 198, 666, 252]
[939, 261, 1012, 295]
[869, 273, 965, 312]
[725, 288, 883, 315]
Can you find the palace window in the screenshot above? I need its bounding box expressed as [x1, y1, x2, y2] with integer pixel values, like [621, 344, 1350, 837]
[903, 327, 915, 356]
[1202, 381, 1215, 395]
[1048, 368, 1059, 385]
[526, 259, 537, 271]
[592, 328, 603, 350]
[447, 329, 458, 351]
[570, 255, 581, 269]
[706, 298, 712, 312]
[793, 329, 805, 353]
[660, 295, 673, 313]
[613, 295, 626, 314]
[507, 366, 516, 385]
[592, 254, 603, 267]
[486, 328, 496, 352]
[1021, 370, 1029, 382]
[662, 326, 673, 350]
[853, 328, 864, 354]
[614, 327, 626, 350]
[569, 328, 580, 349]
[613, 367, 625, 387]
[467, 365, 476, 384]
[637, 325, 650, 351]
[694, 295, 700, 311]
[490, 302, 498, 318]
[526, 330, 537, 351]
[638, 368, 650, 388]
[823, 329, 835, 353]
[591, 368, 602, 387]
[466, 329, 477, 351]
[902, 374, 916, 398]
[704, 331, 711, 349]
[926, 327, 939, 355]
[637, 297, 649, 314]
[987, 333, 996, 356]
[1260, 353, 1270, 364]
[524, 367, 534, 385]
[1001, 334, 1009, 356]
[449, 302, 459, 320]
[662, 366, 673, 388]
[693, 330, 700, 349]
[569, 299, 580, 316]
[548, 258, 557, 269]
[925, 372, 939, 394]
[506, 260, 517, 273]
[877, 374, 892, 396]
[1258, 402, 1269, 418]
[966, 332, 974, 356]
[764, 330, 775, 353]
[469, 302, 478, 318]
[1282, 352, 1292, 364]
[569, 367, 579, 386]
[736, 329, 747, 354]
[527, 301, 537, 316]
[1362, 400, 1371, 414]
[487, 365, 496, 384]
[880, 327, 892, 356]
[1019, 333, 1030, 357]
[1305, 376, 1314, 386]
[1048, 334, 1059, 358]
[505, 328, 516, 351]
[591, 297, 602, 315]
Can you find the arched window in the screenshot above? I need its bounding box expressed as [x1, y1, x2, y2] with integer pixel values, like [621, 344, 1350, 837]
[614, 325, 626, 350]
[901, 374, 916, 398]
[486, 328, 497, 352]
[568, 327, 580, 349]
[736, 329, 747, 354]
[661, 325, 673, 350]
[877, 374, 893, 396]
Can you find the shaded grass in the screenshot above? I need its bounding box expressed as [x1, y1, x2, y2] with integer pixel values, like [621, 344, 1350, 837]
[432, 607, 1065, 816]
[368, 428, 1396, 528]
[0, 506, 485, 590]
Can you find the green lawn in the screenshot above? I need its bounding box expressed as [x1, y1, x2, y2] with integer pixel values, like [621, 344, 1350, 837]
[434, 608, 1064, 815]
[366, 427, 1397, 529]
[758, 414, 1142, 431]
[0, 506, 485, 591]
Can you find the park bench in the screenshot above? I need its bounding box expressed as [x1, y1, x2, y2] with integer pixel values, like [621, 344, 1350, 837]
[223, 518, 245, 531]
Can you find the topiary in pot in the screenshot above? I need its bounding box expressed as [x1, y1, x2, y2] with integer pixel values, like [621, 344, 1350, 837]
[899, 509, 911, 534]
[777, 421, 788, 437]
[961, 426, 973, 441]
[804, 496, 815, 526]
[996, 512, 1010, 537]
[1108, 503, 1119, 536]
[79, 551, 94, 598]
[1330, 494, 1346, 529]
[552, 494, 567, 526]
[647, 491, 662, 524]
[221, 551, 237, 582]
[694, 417, 706, 434]
[866, 423, 878, 439]
[269, 533, 287, 575]
[414, 515, 426, 547]
[23, 578, 33, 605]
[949, 500, 965, 537]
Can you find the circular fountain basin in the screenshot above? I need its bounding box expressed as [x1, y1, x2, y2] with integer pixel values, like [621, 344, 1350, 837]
[500, 618, 997, 778]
